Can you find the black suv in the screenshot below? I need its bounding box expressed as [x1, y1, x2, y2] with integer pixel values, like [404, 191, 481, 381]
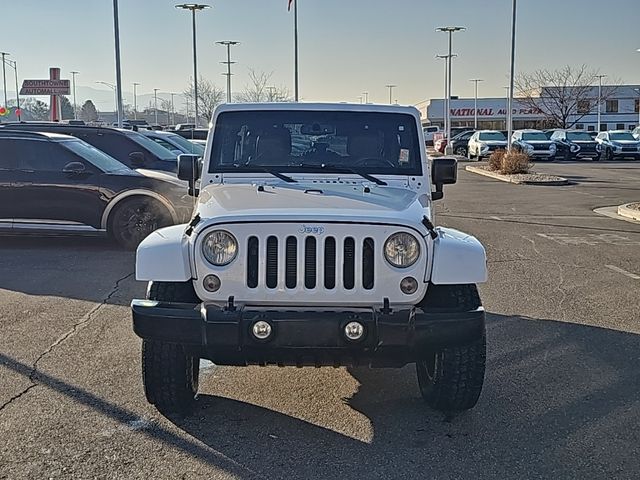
[0, 131, 192, 249]
[0, 123, 178, 172]
[549, 129, 601, 161]
[449, 130, 475, 156]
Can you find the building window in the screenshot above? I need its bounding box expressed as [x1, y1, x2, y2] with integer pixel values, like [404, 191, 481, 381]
[606, 100, 618, 113]
[577, 100, 591, 114]
[616, 123, 625, 130]
[599, 123, 607, 132]
[575, 123, 584, 130]
[635, 99, 639, 114]
[587, 125, 595, 131]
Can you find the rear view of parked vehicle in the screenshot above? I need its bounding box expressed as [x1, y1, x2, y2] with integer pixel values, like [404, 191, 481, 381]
[595, 131, 640, 161]
[0, 131, 192, 249]
[422, 125, 440, 146]
[550, 129, 601, 161]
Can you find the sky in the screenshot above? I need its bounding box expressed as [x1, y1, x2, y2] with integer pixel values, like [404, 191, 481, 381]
[1, 0, 639, 112]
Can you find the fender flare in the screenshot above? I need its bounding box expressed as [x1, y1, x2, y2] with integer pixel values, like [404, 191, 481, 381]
[101, 189, 178, 231]
[136, 224, 192, 282]
[430, 227, 487, 285]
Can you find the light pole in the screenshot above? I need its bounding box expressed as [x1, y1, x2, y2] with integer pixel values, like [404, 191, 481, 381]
[436, 54, 456, 137]
[132, 82, 140, 119]
[634, 88, 640, 127]
[170, 93, 176, 125]
[358, 96, 363, 104]
[1, 52, 8, 108]
[385, 84, 396, 105]
[96, 81, 117, 120]
[217, 41, 239, 103]
[362, 91, 369, 104]
[153, 88, 160, 125]
[70, 71, 79, 120]
[112, 0, 124, 127]
[469, 79, 483, 129]
[3, 57, 20, 120]
[176, 3, 210, 127]
[506, 0, 517, 150]
[436, 26, 465, 154]
[595, 74, 606, 132]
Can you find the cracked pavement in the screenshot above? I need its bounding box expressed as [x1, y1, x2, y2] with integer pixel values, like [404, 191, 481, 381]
[1, 161, 640, 479]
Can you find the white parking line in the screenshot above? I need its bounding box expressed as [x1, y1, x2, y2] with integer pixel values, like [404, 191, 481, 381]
[605, 264, 640, 280]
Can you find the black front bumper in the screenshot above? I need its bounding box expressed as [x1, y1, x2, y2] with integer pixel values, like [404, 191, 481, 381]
[131, 301, 485, 368]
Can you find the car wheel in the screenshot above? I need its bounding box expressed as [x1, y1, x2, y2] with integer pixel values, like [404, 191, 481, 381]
[108, 197, 172, 250]
[455, 146, 467, 156]
[415, 284, 486, 412]
[142, 281, 200, 415]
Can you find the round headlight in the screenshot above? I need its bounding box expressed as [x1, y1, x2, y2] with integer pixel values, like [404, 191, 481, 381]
[384, 232, 420, 268]
[202, 230, 238, 266]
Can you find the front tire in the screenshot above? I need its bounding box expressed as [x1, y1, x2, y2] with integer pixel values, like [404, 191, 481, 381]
[415, 284, 486, 412]
[108, 197, 172, 250]
[142, 281, 200, 415]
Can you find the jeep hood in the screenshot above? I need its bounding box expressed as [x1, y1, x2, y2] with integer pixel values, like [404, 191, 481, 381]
[195, 183, 430, 229]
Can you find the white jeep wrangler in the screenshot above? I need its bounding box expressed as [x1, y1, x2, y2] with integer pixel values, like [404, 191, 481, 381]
[132, 103, 488, 415]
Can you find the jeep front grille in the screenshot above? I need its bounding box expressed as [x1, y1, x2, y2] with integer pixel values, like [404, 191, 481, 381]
[246, 236, 375, 291]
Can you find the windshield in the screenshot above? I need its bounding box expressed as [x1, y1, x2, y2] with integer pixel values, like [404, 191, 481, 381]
[164, 133, 205, 155]
[567, 131, 594, 141]
[208, 110, 422, 176]
[478, 132, 506, 141]
[60, 140, 130, 172]
[610, 132, 636, 141]
[521, 132, 549, 141]
[127, 131, 177, 160]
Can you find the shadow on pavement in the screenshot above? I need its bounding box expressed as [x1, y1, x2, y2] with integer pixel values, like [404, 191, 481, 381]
[0, 235, 137, 306]
[2, 313, 639, 479]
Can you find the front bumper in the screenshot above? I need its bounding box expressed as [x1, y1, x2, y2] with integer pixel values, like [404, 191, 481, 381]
[612, 151, 640, 159]
[131, 300, 485, 368]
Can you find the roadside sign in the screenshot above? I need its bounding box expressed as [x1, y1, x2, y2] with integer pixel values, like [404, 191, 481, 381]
[20, 79, 70, 96]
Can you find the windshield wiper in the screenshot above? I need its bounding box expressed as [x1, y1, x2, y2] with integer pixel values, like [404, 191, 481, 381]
[298, 164, 387, 186]
[234, 165, 297, 183]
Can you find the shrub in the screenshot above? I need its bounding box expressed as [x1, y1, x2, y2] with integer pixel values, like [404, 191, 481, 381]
[488, 149, 505, 171]
[500, 151, 531, 175]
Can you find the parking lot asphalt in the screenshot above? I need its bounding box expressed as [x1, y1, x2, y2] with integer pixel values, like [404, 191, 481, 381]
[1, 161, 640, 479]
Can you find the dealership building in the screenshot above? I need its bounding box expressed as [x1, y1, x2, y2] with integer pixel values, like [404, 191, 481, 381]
[418, 84, 640, 132]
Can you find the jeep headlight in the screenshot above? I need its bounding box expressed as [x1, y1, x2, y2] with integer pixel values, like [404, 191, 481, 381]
[202, 230, 238, 266]
[384, 232, 420, 268]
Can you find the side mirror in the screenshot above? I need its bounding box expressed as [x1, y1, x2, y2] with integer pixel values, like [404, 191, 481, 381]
[431, 157, 457, 201]
[177, 154, 201, 196]
[62, 161, 86, 175]
[129, 151, 146, 167]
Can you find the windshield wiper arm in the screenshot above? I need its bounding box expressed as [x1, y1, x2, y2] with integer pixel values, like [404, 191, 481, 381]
[246, 166, 297, 183]
[315, 164, 387, 186]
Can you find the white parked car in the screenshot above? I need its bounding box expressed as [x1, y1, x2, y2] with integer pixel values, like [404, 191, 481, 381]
[131, 103, 488, 416]
[511, 129, 557, 161]
[467, 130, 508, 159]
[139, 130, 205, 156]
[595, 131, 640, 161]
[422, 125, 440, 146]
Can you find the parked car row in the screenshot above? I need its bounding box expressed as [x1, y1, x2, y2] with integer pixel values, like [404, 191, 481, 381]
[458, 128, 640, 161]
[0, 123, 200, 249]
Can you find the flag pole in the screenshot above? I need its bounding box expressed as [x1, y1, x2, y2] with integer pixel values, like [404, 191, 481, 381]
[294, 0, 299, 101]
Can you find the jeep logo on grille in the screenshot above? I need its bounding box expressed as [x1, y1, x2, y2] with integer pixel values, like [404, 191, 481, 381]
[298, 225, 325, 235]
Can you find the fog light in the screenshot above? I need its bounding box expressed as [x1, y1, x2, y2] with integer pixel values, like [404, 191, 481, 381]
[344, 321, 364, 341]
[203, 274, 221, 292]
[400, 277, 418, 294]
[252, 320, 272, 340]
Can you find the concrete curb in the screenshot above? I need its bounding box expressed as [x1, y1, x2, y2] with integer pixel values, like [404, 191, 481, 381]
[618, 203, 640, 221]
[465, 165, 569, 186]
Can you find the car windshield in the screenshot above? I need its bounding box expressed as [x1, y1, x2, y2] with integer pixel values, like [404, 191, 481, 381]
[567, 132, 594, 141]
[60, 139, 130, 172]
[209, 110, 422, 176]
[521, 132, 549, 141]
[127, 131, 177, 160]
[164, 133, 205, 155]
[478, 132, 506, 141]
[610, 132, 635, 141]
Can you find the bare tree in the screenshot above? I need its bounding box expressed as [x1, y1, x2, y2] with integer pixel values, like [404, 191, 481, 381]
[235, 68, 292, 103]
[515, 65, 619, 128]
[183, 76, 225, 125]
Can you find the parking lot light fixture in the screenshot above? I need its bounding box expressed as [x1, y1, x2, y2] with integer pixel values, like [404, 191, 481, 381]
[595, 74, 607, 132]
[153, 88, 160, 125]
[175, 3, 211, 127]
[96, 81, 117, 118]
[132, 82, 140, 119]
[506, 0, 517, 151]
[216, 41, 239, 103]
[70, 71, 79, 120]
[436, 54, 456, 140]
[469, 79, 484, 130]
[385, 84, 397, 104]
[1, 52, 9, 108]
[436, 26, 466, 154]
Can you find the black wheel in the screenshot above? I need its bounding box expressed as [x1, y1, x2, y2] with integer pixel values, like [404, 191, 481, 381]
[454, 146, 467, 156]
[142, 281, 200, 415]
[108, 197, 172, 250]
[415, 284, 486, 412]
